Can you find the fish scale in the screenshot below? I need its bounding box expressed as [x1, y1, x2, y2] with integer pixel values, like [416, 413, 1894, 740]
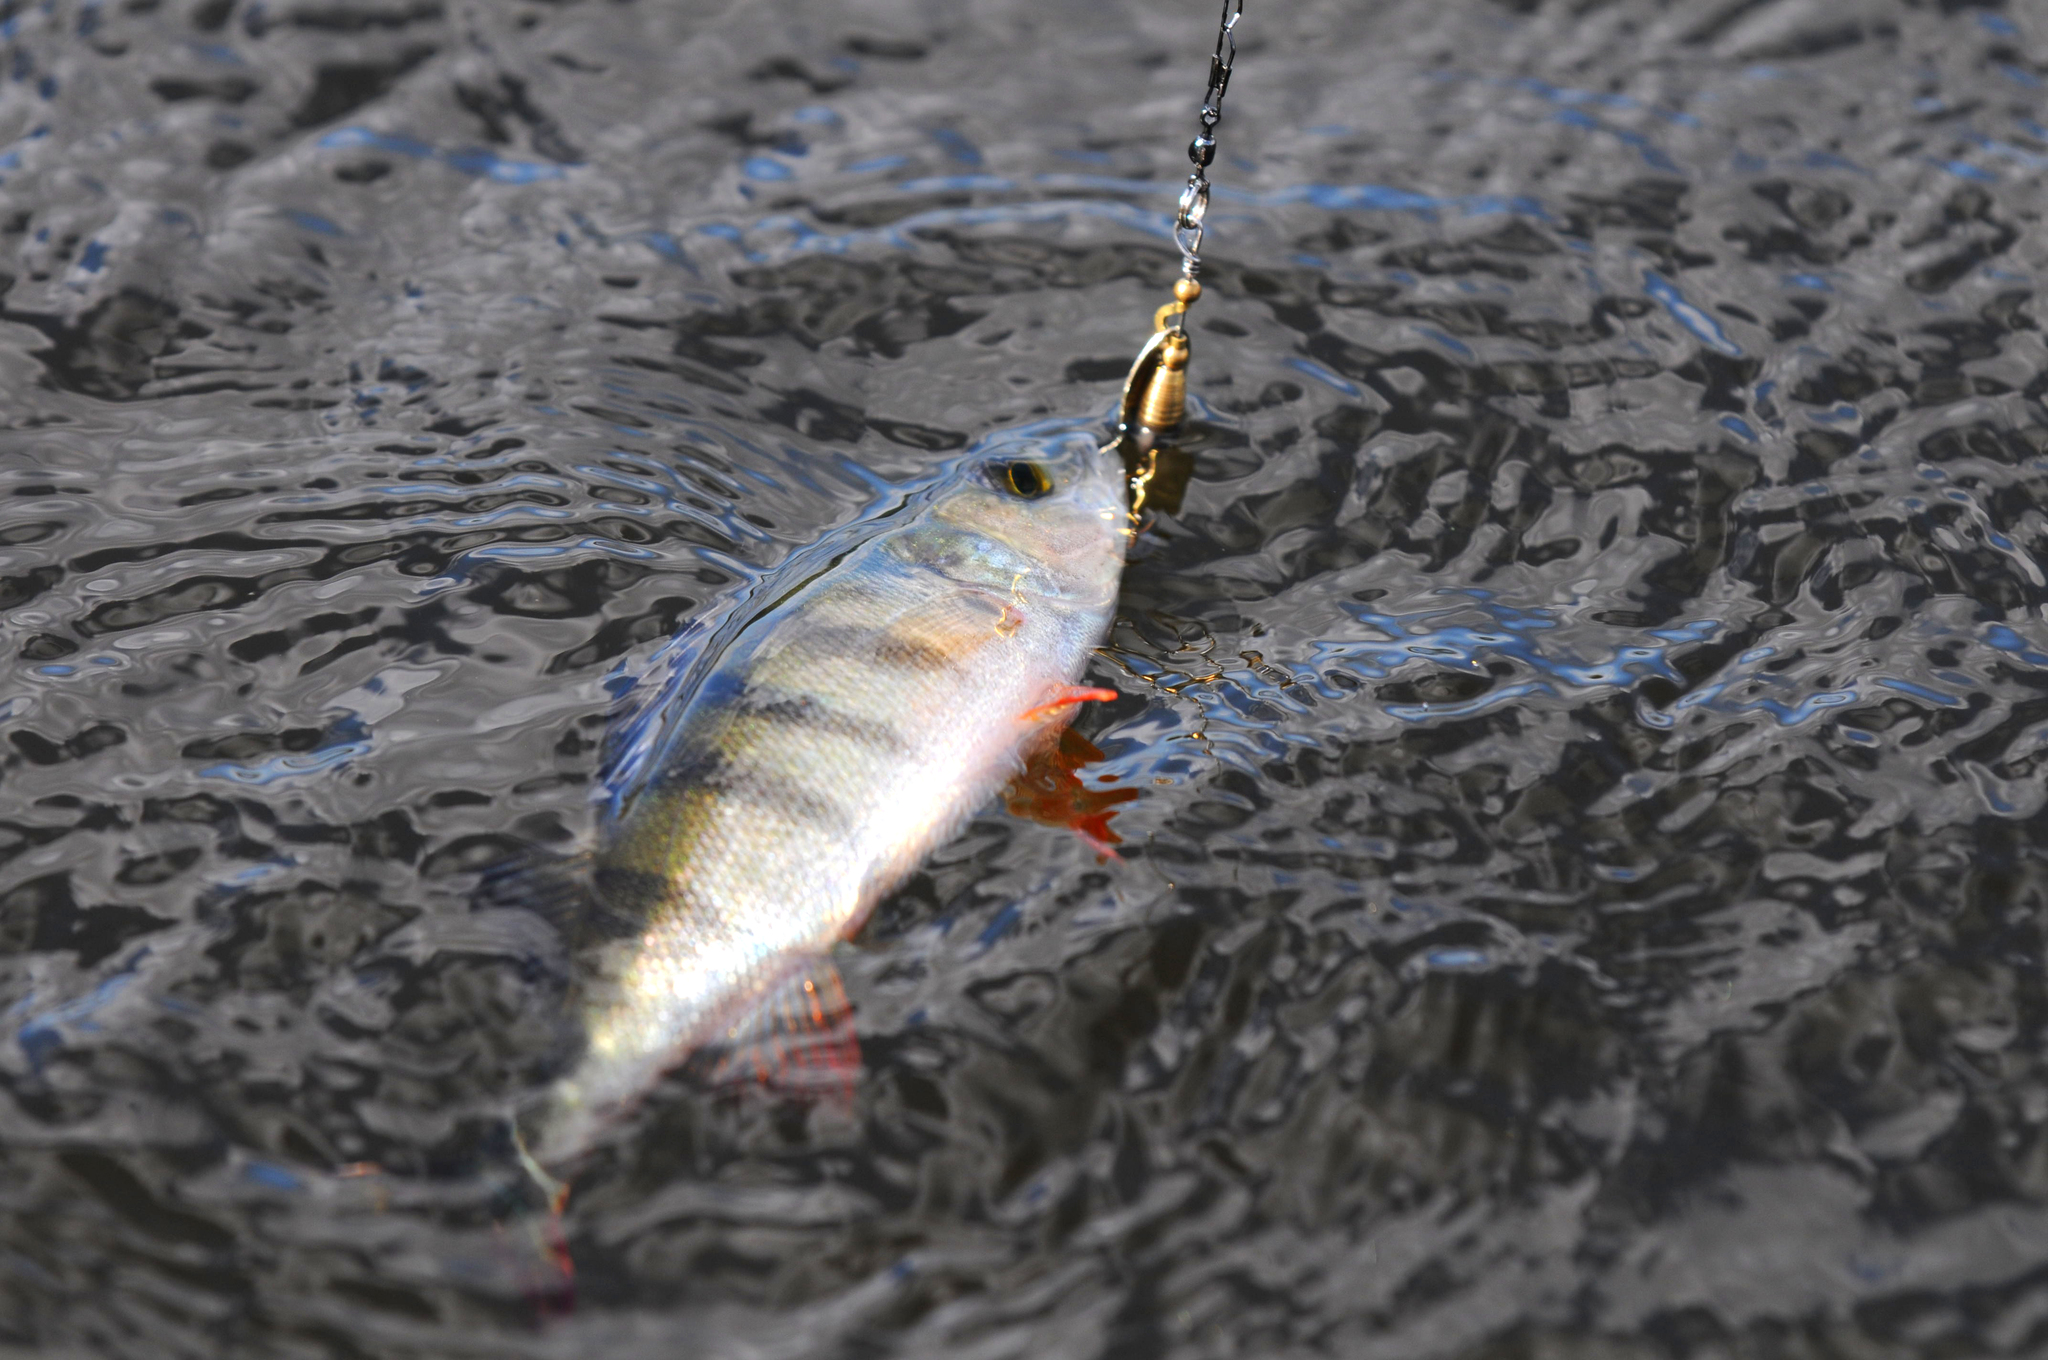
[523, 427, 1129, 1165]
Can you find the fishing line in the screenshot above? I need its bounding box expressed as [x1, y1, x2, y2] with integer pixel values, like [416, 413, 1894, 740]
[1117, 0, 1249, 516]
[1175, 0, 1248, 310]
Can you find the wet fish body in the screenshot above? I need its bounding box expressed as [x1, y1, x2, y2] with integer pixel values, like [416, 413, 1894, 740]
[525, 426, 1129, 1163]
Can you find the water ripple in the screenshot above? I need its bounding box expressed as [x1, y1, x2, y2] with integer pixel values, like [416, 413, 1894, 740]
[4, 1, 2048, 1356]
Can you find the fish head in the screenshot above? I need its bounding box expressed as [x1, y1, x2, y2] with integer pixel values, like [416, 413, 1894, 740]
[919, 426, 1130, 605]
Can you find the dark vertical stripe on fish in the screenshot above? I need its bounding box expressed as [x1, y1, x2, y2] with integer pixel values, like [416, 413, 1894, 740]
[789, 623, 974, 679]
[648, 742, 727, 793]
[873, 633, 968, 676]
[586, 864, 670, 938]
[702, 764, 855, 834]
[738, 692, 913, 755]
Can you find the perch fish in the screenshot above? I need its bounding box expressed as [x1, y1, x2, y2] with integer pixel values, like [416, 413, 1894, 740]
[520, 424, 1131, 1166]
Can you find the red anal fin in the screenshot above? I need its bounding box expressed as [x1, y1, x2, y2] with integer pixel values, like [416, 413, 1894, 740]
[1017, 686, 1118, 725]
[704, 962, 861, 1110]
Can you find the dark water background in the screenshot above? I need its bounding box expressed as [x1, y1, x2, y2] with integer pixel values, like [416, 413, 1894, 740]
[6, 0, 2048, 1355]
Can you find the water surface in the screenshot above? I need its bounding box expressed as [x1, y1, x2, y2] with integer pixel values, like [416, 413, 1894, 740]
[5, 1, 2048, 1356]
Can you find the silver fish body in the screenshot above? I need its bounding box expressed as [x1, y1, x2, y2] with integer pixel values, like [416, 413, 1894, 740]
[525, 426, 1129, 1164]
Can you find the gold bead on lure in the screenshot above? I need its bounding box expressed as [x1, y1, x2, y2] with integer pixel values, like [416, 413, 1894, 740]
[1149, 278, 1204, 341]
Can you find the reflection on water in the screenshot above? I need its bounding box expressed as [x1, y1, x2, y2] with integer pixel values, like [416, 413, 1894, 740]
[6, 0, 2048, 1355]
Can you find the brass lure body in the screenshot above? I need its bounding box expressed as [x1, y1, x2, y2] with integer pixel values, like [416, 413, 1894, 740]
[523, 426, 1130, 1165]
[1121, 276, 1201, 517]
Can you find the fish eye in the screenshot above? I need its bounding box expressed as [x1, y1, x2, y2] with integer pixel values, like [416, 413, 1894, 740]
[993, 460, 1054, 500]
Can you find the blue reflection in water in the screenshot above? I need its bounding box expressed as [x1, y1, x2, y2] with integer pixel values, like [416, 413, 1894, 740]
[1145, 594, 2041, 741]
[1285, 357, 1364, 397]
[1553, 107, 1682, 173]
[14, 948, 152, 1073]
[1659, 617, 2048, 731]
[1034, 172, 1551, 220]
[318, 127, 566, 184]
[1872, 678, 1967, 709]
[898, 173, 1017, 194]
[1643, 270, 1743, 356]
[689, 174, 1565, 265]
[200, 715, 371, 786]
[1666, 678, 1858, 728]
[1985, 625, 2048, 666]
[927, 127, 984, 167]
[1306, 595, 1720, 723]
[243, 1162, 306, 1192]
[283, 209, 345, 237]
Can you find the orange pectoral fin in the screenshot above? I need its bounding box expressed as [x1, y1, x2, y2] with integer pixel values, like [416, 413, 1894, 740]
[1017, 685, 1119, 725]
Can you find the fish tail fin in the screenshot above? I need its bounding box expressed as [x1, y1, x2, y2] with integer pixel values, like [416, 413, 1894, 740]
[490, 1212, 576, 1320]
[488, 1169, 576, 1319]
[225, 1143, 576, 1321]
[470, 1120, 577, 1318]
